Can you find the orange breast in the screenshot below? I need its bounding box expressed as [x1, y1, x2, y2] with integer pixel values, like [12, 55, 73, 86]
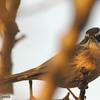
[73, 51, 97, 70]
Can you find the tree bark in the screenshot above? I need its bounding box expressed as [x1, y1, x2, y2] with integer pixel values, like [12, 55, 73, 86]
[0, 0, 20, 94]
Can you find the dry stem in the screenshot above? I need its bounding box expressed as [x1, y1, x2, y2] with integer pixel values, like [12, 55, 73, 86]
[0, 0, 20, 94]
[37, 0, 96, 100]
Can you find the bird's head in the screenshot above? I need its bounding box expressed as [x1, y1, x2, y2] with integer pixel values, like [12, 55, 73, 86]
[80, 27, 100, 50]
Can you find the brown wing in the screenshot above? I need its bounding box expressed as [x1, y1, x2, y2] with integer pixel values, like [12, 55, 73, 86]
[0, 43, 84, 86]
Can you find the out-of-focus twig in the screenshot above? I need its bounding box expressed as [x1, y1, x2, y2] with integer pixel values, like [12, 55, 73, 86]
[18, 0, 66, 18]
[29, 80, 68, 100]
[29, 80, 70, 100]
[37, 0, 96, 100]
[62, 0, 96, 52]
[6, 0, 20, 20]
[0, 0, 20, 93]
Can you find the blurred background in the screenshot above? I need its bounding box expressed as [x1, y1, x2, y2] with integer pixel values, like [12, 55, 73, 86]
[1, 0, 100, 100]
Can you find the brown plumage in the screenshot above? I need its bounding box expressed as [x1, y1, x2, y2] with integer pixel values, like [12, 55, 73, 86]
[0, 27, 100, 88]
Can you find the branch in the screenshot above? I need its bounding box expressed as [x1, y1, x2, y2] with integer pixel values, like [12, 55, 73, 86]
[15, 34, 26, 43]
[18, 0, 66, 18]
[0, 0, 20, 93]
[6, 0, 20, 20]
[78, 67, 89, 100]
[29, 80, 71, 100]
[29, 80, 36, 100]
[37, 0, 96, 100]
[67, 88, 78, 100]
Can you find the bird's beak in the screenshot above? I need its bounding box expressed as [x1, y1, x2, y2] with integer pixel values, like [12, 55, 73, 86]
[87, 35, 99, 50]
[89, 36, 97, 43]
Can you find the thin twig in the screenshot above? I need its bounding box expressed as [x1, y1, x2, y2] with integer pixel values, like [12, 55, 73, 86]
[67, 88, 78, 100]
[78, 67, 89, 100]
[62, 92, 70, 100]
[37, 0, 96, 100]
[15, 34, 26, 43]
[29, 80, 36, 100]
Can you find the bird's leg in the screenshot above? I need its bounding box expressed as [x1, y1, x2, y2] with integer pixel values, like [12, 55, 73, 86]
[29, 80, 37, 100]
[67, 88, 78, 100]
[78, 67, 89, 100]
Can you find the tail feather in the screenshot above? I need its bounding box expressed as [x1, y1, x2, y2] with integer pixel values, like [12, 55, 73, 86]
[0, 57, 53, 86]
[0, 74, 22, 86]
[0, 66, 43, 86]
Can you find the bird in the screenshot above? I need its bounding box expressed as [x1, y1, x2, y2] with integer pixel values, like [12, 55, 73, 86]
[0, 27, 100, 89]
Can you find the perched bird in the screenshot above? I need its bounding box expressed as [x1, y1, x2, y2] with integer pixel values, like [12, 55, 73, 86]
[0, 27, 100, 89]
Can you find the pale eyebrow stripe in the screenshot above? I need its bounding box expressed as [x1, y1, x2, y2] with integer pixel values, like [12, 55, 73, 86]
[85, 33, 89, 37]
[95, 31, 100, 36]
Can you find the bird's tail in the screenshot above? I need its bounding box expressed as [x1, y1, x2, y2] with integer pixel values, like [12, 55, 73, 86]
[0, 66, 43, 86]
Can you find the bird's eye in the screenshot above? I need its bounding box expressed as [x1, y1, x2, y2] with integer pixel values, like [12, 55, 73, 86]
[80, 37, 89, 44]
[95, 35, 100, 42]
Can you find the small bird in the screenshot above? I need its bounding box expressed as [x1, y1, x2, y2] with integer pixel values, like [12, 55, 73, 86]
[0, 27, 100, 89]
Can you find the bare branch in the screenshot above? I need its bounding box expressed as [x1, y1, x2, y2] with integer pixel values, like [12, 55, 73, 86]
[67, 88, 78, 100]
[78, 67, 89, 100]
[18, 0, 66, 18]
[15, 34, 26, 43]
[0, 0, 20, 93]
[37, 0, 97, 100]
[29, 80, 36, 100]
[6, 0, 20, 20]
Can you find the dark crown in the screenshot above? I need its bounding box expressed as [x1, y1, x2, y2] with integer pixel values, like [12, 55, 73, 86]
[86, 27, 100, 34]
